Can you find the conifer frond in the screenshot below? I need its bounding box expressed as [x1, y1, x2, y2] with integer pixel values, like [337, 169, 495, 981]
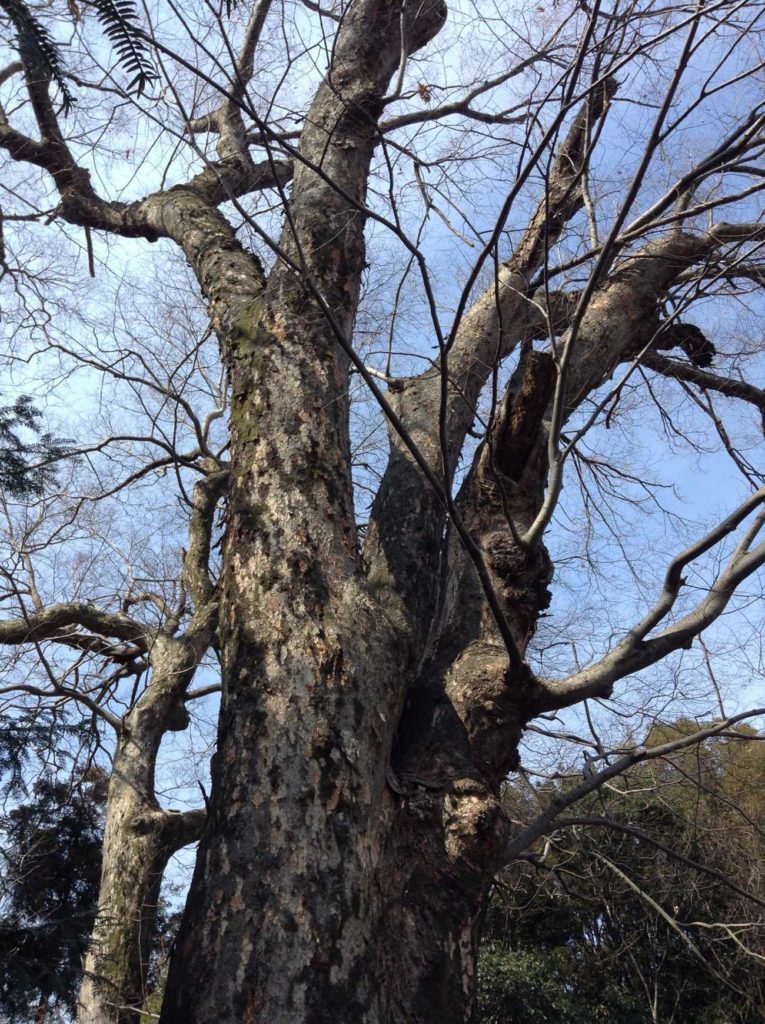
[0, 0, 76, 112]
[1, 0, 158, 110]
[83, 0, 157, 97]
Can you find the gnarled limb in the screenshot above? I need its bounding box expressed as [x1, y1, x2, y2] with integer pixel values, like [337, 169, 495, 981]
[0, 602, 149, 648]
[373, 207, 765, 1021]
[364, 78, 617, 639]
[642, 351, 765, 432]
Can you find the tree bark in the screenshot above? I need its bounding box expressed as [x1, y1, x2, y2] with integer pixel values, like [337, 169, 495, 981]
[77, 635, 207, 1024]
[155, 43, 624, 1024]
[77, 470, 224, 1024]
[159, 1, 447, 1021]
[5, 3, 764, 1021]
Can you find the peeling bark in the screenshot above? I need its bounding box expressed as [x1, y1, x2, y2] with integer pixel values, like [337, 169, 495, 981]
[3, 6, 764, 1023]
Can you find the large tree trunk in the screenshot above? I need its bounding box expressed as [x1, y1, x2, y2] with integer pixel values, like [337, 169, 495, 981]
[156, 312, 557, 1024]
[156, 16, 622, 1022]
[159, 0, 448, 1019]
[4, 2, 765, 1021]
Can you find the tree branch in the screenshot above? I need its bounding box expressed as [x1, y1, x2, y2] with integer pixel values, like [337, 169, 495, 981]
[554, 815, 765, 911]
[643, 352, 765, 432]
[182, 467, 228, 613]
[365, 77, 617, 638]
[0, 601, 149, 648]
[505, 709, 765, 860]
[159, 807, 207, 850]
[533, 491, 765, 712]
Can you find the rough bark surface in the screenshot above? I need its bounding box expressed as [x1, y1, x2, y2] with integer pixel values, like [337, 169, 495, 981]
[77, 637, 207, 1024]
[160, 2, 448, 1021]
[2, 4, 765, 1023]
[73, 471, 224, 1024]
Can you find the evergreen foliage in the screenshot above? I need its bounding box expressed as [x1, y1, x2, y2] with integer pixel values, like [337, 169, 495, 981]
[0, 0, 75, 111]
[0, 395, 70, 498]
[0, 713, 182, 1021]
[83, 0, 157, 97]
[0, 0, 156, 110]
[477, 723, 765, 1023]
[0, 710, 85, 798]
[0, 769, 106, 1022]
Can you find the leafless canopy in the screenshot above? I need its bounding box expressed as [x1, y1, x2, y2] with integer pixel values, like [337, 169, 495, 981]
[1, 0, 764, 1021]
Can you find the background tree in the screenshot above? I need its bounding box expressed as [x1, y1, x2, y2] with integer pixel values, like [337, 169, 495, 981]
[0, 711, 105, 1024]
[0, 261, 221, 1019]
[1, 0, 765, 1021]
[0, 735, 183, 1023]
[478, 720, 765, 1023]
[0, 396, 70, 498]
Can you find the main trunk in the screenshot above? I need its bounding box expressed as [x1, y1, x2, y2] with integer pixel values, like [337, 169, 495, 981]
[158, 0, 454, 1018]
[157, 338, 547, 1023]
[158, 635, 513, 1024]
[159, 289, 407, 1022]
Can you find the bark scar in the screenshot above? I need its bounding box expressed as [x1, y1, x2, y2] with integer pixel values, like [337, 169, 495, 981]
[495, 349, 556, 482]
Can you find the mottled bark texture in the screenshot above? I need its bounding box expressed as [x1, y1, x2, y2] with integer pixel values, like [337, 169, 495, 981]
[160, 1, 452, 1019]
[77, 640, 206, 1024]
[0, 599, 211, 1024]
[157, 41, 621, 1024]
[3, 3, 765, 1022]
[75, 471, 225, 1024]
[0, 471, 223, 1024]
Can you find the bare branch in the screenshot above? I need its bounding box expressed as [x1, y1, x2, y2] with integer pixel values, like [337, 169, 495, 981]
[534, 490, 765, 712]
[0, 601, 149, 649]
[642, 352, 765, 432]
[505, 710, 765, 860]
[554, 815, 765, 911]
[183, 467, 228, 613]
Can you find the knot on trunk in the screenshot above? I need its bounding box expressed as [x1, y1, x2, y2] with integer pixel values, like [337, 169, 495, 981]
[403, 0, 448, 54]
[483, 530, 553, 636]
[443, 777, 509, 875]
[164, 701, 191, 731]
[467, 348, 556, 644]
[446, 644, 527, 786]
[128, 807, 164, 836]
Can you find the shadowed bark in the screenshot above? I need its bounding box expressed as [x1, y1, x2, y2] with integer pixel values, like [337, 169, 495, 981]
[1, 3, 765, 1022]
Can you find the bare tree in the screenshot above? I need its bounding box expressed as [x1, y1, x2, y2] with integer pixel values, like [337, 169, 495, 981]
[480, 715, 765, 1023]
[1, 0, 765, 1021]
[0, 263, 226, 1019]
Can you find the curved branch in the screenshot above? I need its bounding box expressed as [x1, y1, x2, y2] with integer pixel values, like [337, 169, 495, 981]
[0, 681, 122, 729]
[0, 601, 149, 648]
[534, 492, 765, 712]
[183, 467, 228, 612]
